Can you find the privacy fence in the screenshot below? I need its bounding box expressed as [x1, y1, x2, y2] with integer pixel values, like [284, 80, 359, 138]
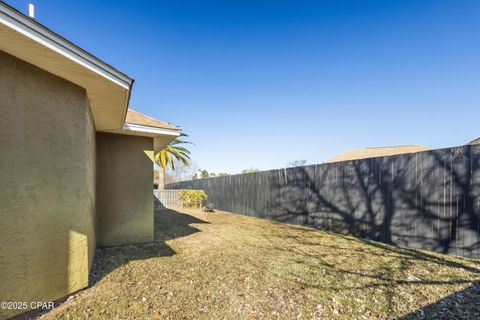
[167, 145, 480, 258]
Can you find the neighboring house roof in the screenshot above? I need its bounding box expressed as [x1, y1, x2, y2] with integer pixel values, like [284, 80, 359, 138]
[126, 110, 178, 130]
[326, 145, 431, 163]
[467, 138, 480, 145]
[0, 1, 132, 131]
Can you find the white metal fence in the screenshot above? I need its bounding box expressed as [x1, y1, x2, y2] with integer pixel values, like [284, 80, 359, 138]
[154, 189, 180, 209]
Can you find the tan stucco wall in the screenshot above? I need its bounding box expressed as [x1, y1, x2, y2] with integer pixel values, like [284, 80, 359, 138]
[96, 133, 154, 247]
[0, 50, 96, 319]
[85, 101, 97, 268]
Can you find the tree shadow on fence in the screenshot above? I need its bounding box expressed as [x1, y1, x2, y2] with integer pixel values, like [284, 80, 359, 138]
[168, 146, 480, 258]
[89, 209, 209, 286]
[262, 145, 480, 258]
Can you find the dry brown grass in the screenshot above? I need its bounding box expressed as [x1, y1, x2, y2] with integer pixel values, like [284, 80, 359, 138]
[39, 209, 480, 320]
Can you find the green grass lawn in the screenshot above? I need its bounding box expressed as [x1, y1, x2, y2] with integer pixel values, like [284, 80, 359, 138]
[40, 209, 480, 319]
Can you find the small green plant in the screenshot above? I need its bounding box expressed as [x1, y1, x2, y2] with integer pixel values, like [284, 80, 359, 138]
[178, 189, 207, 208]
[241, 168, 259, 174]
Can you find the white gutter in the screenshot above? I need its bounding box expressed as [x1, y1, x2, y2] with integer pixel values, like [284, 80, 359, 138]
[123, 123, 181, 137]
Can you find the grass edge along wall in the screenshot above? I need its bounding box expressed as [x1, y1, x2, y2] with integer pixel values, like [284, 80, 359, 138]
[168, 144, 480, 258]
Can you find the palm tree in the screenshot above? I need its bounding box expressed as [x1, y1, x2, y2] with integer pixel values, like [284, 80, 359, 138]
[155, 132, 192, 189]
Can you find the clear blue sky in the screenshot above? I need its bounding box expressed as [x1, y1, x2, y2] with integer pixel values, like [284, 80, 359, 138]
[7, 0, 480, 173]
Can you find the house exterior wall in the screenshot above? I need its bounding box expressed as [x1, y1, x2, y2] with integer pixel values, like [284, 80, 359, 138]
[96, 133, 154, 247]
[0, 50, 96, 319]
[85, 101, 97, 268]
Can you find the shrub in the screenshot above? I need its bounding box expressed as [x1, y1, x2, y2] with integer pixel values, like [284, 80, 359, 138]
[178, 189, 208, 208]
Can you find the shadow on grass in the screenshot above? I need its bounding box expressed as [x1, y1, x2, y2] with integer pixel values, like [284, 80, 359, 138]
[89, 208, 209, 286]
[257, 228, 480, 318]
[356, 237, 480, 319]
[399, 281, 480, 319]
[353, 236, 480, 274]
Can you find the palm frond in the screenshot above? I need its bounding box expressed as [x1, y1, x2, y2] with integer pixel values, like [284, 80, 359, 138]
[171, 139, 194, 146]
[156, 132, 193, 170]
[171, 146, 191, 154]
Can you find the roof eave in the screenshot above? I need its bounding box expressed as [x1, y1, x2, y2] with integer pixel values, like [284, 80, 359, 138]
[103, 123, 180, 154]
[123, 123, 181, 137]
[0, 2, 132, 88]
[0, 2, 134, 131]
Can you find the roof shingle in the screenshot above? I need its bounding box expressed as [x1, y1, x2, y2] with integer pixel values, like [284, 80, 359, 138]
[126, 109, 178, 131]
